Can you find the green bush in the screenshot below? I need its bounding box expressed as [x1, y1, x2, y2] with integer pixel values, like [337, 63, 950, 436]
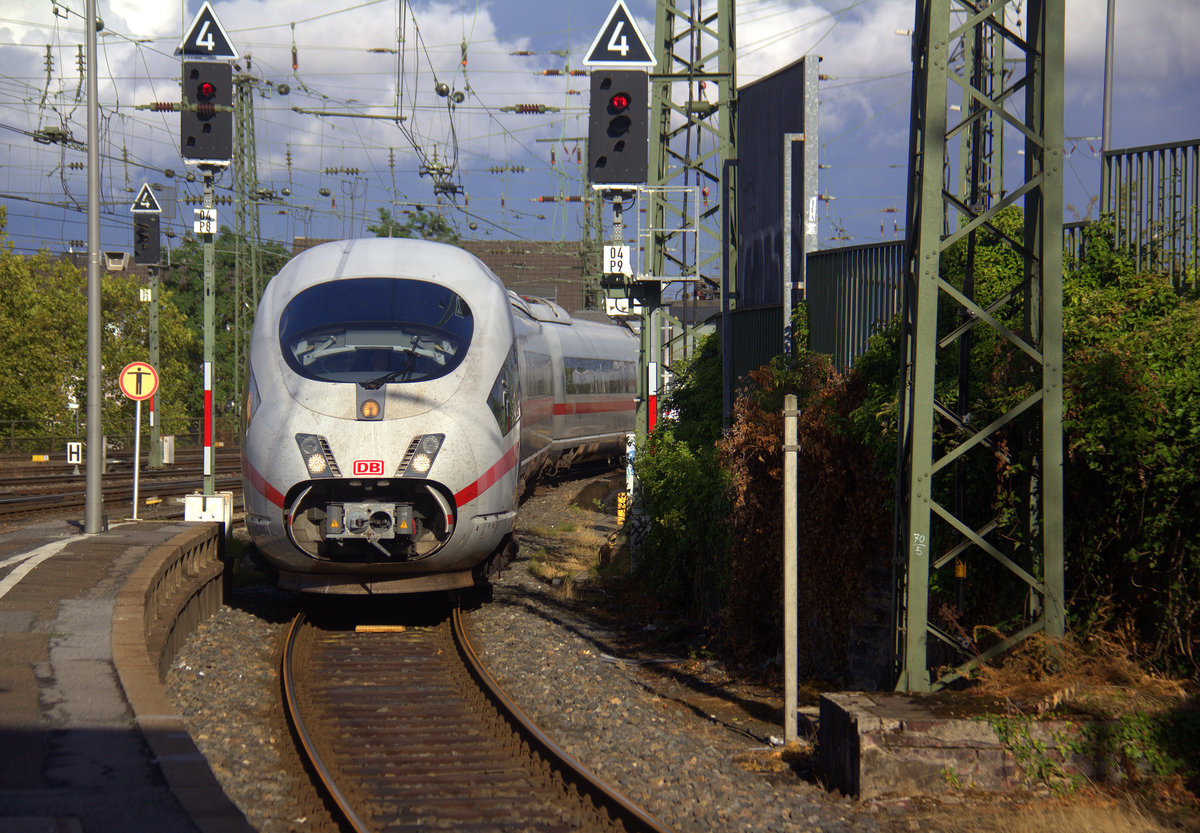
[633, 212, 1200, 678]
[844, 211, 1200, 675]
[632, 426, 730, 621]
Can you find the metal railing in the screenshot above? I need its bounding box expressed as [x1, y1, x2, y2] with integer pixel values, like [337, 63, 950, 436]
[1102, 138, 1199, 288]
[806, 241, 906, 369]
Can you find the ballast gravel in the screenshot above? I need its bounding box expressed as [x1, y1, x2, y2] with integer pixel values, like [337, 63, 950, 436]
[470, 565, 880, 833]
[164, 475, 892, 833]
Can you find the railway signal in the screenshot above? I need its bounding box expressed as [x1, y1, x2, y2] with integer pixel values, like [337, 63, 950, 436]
[132, 215, 160, 265]
[180, 61, 232, 162]
[130, 183, 161, 265]
[587, 69, 648, 185]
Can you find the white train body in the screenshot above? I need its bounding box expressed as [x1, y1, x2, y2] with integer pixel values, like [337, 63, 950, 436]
[241, 238, 637, 594]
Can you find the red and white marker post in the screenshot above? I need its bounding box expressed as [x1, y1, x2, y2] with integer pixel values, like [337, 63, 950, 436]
[647, 361, 658, 433]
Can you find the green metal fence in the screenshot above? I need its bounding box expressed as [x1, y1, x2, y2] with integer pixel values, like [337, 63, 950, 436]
[1101, 138, 1199, 289]
[806, 241, 906, 369]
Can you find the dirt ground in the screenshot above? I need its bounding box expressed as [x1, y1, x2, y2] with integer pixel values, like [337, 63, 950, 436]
[512, 466, 1200, 833]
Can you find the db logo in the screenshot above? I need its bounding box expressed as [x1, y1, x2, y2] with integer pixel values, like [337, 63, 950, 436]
[353, 460, 385, 476]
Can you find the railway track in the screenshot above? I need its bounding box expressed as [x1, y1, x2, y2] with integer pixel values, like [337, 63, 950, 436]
[0, 462, 243, 520]
[281, 602, 674, 833]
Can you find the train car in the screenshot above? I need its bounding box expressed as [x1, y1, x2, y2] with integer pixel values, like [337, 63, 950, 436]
[241, 237, 637, 594]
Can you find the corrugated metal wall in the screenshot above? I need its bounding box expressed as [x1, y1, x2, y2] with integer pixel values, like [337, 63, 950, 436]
[728, 305, 783, 387]
[806, 242, 905, 369]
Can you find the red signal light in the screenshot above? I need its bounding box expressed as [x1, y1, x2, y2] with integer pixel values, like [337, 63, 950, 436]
[609, 92, 631, 110]
[197, 81, 216, 99]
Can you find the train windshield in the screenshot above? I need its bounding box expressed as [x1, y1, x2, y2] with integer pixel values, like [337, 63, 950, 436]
[279, 278, 474, 384]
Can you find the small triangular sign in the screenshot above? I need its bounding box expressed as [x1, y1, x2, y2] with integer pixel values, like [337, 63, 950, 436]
[130, 183, 162, 214]
[583, 0, 655, 67]
[176, 1, 239, 60]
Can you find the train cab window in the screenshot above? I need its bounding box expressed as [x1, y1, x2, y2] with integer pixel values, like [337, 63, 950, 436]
[279, 278, 473, 384]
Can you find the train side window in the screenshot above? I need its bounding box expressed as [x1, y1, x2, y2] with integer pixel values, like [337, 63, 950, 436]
[487, 344, 521, 435]
[563, 357, 636, 395]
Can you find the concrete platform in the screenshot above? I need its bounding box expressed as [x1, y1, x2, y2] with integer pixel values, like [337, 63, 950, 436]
[0, 520, 249, 833]
[819, 691, 1100, 799]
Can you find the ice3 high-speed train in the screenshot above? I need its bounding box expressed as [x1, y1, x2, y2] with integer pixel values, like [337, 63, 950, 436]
[241, 237, 638, 594]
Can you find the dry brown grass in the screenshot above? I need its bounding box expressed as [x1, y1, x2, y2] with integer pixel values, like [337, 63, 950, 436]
[966, 630, 1190, 719]
[522, 525, 609, 595]
[874, 788, 1199, 833]
[969, 790, 1197, 833]
[996, 802, 1170, 833]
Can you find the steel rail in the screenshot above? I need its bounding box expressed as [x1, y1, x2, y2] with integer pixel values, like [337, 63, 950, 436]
[280, 611, 372, 833]
[450, 604, 676, 833]
[281, 605, 675, 833]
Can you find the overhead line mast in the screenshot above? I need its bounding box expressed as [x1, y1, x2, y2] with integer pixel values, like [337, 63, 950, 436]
[895, 0, 1065, 692]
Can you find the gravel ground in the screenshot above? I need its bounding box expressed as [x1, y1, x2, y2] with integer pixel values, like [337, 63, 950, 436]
[469, 566, 876, 833]
[160, 472, 900, 832]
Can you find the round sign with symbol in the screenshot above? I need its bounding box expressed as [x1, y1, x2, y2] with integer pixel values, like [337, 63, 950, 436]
[118, 362, 159, 401]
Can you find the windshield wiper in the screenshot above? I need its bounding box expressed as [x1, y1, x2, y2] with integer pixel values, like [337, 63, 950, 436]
[360, 346, 417, 389]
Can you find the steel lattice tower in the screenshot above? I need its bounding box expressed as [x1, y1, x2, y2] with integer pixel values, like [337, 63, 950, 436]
[233, 71, 261, 412]
[638, 0, 736, 434]
[895, 0, 1065, 692]
[647, 0, 735, 291]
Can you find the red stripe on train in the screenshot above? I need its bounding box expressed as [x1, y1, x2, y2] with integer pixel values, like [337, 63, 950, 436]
[551, 398, 637, 416]
[454, 443, 519, 507]
[243, 454, 287, 508]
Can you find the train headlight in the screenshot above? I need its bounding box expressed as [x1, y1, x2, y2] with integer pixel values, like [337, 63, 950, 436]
[295, 433, 340, 478]
[399, 433, 444, 478]
[360, 399, 381, 420]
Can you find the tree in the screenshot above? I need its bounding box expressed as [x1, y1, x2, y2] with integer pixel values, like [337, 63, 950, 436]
[368, 207, 460, 244]
[0, 208, 198, 438]
[160, 227, 291, 427]
[0, 209, 88, 429]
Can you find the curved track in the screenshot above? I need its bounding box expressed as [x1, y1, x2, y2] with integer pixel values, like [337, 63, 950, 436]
[281, 603, 674, 833]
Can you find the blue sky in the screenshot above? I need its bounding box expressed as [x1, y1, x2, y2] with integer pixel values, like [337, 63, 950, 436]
[0, 0, 1196, 258]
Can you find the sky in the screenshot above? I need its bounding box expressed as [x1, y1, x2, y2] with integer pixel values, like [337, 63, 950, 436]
[0, 0, 1196, 259]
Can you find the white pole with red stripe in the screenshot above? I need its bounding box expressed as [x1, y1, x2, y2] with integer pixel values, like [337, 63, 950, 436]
[201, 170, 216, 496]
[647, 361, 658, 433]
[203, 360, 213, 490]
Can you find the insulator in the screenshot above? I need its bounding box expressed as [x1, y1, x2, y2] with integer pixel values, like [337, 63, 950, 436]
[150, 102, 177, 111]
[569, 70, 588, 76]
[541, 69, 562, 76]
[196, 102, 215, 116]
[291, 45, 298, 71]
